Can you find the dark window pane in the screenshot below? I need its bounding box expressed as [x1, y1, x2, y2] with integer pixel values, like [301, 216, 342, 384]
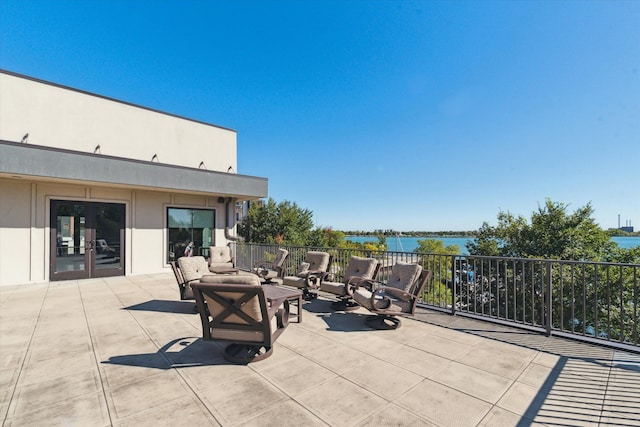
[167, 208, 215, 262]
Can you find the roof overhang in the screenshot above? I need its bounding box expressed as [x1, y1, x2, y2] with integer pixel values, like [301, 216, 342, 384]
[0, 140, 267, 200]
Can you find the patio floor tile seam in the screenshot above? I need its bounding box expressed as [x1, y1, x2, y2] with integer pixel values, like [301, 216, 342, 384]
[76, 280, 164, 420]
[80, 278, 127, 427]
[396, 334, 500, 376]
[370, 401, 440, 427]
[267, 338, 438, 424]
[391, 379, 495, 427]
[107, 385, 211, 425]
[273, 339, 369, 381]
[597, 361, 627, 425]
[251, 347, 345, 389]
[2, 389, 111, 426]
[5, 365, 105, 419]
[498, 370, 619, 425]
[167, 365, 229, 425]
[230, 393, 327, 427]
[96, 281, 226, 423]
[110, 395, 219, 426]
[277, 300, 533, 406]
[0, 283, 53, 425]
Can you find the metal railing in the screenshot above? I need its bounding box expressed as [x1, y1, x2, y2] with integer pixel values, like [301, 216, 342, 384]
[232, 242, 639, 352]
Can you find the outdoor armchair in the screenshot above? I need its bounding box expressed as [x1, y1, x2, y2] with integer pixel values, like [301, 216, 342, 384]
[319, 256, 380, 311]
[191, 274, 290, 363]
[282, 251, 332, 300]
[171, 260, 193, 300]
[208, 246, 235, 271]
[177, 255, 210, 288]
[252, 248, 289, 284]
[353, 262, 432, 330]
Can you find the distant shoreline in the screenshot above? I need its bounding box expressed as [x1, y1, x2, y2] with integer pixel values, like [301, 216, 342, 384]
[343, 229, 639, 238]
[346, 235, 640, 254]
[343, 232, 477, 238]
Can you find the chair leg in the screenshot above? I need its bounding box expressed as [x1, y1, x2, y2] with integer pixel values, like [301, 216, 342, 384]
[224, 343, 273, 364]
[365, 314, 401, 330]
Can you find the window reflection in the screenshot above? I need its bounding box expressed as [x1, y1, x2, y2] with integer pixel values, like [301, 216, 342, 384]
[167, 208, 215, 262]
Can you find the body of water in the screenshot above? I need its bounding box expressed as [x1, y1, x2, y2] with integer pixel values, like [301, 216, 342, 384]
[346, 235, 640, 255]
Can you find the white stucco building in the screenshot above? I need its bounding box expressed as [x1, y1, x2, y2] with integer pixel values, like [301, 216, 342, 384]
[0, 70, 267, 285]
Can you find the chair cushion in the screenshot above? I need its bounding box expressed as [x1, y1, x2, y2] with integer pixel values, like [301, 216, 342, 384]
[209, 262, 234, 269]
[205, 288, 263, 324]
[274, 248, 288, 267]
[209, 246, 232, 264]
[260, 270, 278, 280]
[319, 280, 346, 296]
[387, 263, 422, 294]
[296, 262, 311, 276]
[353, 288, 374, 309]
[343, 256, 378, 283]
[282, 276, 306, 289]
[353, 288, 409, 313]
[200, 274, 261, 286]
[177, 256, 209, 283]
[305, 251, 330, 271]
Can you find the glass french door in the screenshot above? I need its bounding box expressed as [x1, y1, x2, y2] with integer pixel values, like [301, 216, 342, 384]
[50, 200, 125, 280]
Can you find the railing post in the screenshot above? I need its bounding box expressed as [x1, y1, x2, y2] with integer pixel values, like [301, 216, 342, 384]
[451, 255, 457, 315]
[545, 261, 552, 336]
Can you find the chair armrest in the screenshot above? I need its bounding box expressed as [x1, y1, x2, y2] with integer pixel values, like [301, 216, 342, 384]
[345, 276, 374, 296]
[253, 259, 275, 268]
[383, 286, 413, 302]
[355, 278, 383, 291]
[305, 270, 326, 289]
[321, 271, 337, 282]
[369, 287, 393, 310]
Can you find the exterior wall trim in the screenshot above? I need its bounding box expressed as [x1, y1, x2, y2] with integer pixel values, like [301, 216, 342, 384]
[1, 140, 267, 199]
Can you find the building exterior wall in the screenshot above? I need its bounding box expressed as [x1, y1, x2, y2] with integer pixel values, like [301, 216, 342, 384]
[0, 177, 229, 285]
[0, 71, 266, 286]
[0, 71, 237, 172]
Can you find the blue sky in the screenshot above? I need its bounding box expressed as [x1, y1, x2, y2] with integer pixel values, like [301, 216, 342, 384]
[1, 0, 638, 231]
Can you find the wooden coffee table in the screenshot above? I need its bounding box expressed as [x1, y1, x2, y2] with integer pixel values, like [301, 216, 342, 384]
[263, 285, 303, 323]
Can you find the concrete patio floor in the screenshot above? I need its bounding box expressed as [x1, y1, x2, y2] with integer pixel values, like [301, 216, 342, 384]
[1, 273, 639, 427]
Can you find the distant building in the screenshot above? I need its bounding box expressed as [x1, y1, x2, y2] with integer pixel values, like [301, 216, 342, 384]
[0, 70, 267, 286]
[620, 226, 634, 233]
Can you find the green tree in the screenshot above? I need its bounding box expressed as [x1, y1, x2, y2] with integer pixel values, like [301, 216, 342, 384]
[467, 199, 614, 261]
[413, 238, 457, 306]
[238, 198, 314, 246]
[415, 238, 460, 255]
[465, 199, 639, 343]
[308, 227, 346, 247]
